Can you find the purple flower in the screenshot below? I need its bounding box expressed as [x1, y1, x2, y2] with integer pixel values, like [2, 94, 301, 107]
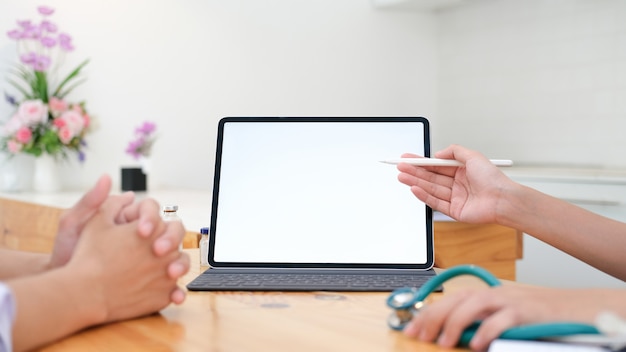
[126, 121, 158, 159]
[17, 20, 33, 30]
[40, 36, 56, 48]
[20, 52, 37, 65]
[58, 33, 74, 51]
[40, 20, 57, 33]
[33, 55, 51, 71]
[58, 32, 71, 42]
[4, 92, 17, 107]
[37, 6, 55, 16]
[125, 139, 143, 159]
[135, 121, 156, 135]
[23, 27, 41, 39]
[59, 41, 74, 51]
[7, 29, 22, 39]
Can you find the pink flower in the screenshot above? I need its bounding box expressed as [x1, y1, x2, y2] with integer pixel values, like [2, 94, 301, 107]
[1, 115, 23, 136]
[58, 126, 73, 144]
[59, 110, 85, 135]
[71, 104, 84, 114]
[7, 140, 22, 154]
[17, 99, 48, 125]
[49, 97, 68, 114]
[82, 114, 91, 128]
[15, 127, 32, 144]
[53, 118, 66, 128]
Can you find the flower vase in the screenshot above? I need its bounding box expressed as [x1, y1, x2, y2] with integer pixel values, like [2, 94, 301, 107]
[0, 153, 34, 192]
[140, 156, 151, 175]
[33, 154, 62, 193]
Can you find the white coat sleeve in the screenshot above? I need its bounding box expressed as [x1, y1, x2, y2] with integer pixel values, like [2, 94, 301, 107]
[0, 283, 15, 352]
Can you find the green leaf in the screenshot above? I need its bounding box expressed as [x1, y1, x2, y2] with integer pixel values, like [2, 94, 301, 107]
[52, 59, 89, 97]
[26, 146, 43, 157]
[6, 66, 36, 101]
[8, 79, 33, 100]
[10, 66, 34, 82]
[33, 71, 49, 102]
[57, 78, 87, 99]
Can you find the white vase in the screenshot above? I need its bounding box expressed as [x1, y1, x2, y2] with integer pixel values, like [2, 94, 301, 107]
[33, 154, 62, 193]
[139, 156, 151, 175]
[0, 153, 34, 192]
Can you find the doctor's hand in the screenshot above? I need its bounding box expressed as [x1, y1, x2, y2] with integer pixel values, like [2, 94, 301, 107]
[396, 144, 514, 224]
[402, 285, 605, 351]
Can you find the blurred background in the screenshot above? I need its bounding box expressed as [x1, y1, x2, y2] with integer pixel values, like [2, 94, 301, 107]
[1, 0, 625, 288]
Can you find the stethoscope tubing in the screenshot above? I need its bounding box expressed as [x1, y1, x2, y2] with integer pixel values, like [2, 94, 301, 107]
[386, 264, 600, 346]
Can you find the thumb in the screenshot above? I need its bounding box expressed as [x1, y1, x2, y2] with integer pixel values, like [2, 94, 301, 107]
[50, 174, 115, 268]
[70, 174, 112, 219]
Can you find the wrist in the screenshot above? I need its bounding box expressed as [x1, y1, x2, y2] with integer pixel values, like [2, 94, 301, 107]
[7, 266, 107, 351]
[494, 181, 528, 228]
[53, 263, 108, 327]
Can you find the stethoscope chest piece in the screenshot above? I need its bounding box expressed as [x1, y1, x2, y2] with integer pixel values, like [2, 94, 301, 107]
[386, 265, 500, 331]
[386, 287, 427, 330]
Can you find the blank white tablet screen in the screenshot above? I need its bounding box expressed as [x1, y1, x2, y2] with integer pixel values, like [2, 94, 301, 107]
[213, 119, 429, 265]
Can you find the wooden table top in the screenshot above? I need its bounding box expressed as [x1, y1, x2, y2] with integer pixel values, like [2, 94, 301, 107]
[38, 249, 503, 352]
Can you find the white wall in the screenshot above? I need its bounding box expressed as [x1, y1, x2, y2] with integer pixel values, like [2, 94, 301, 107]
[0, 0, 438, 191]
[435, 0, 626, 168]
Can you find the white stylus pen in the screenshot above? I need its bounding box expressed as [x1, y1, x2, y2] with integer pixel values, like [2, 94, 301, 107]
[380, 158, 514, 167]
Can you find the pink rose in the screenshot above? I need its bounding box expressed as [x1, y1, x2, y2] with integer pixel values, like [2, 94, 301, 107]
[7, 140, 22, 153]
[18, 99, 48, 126]
[71, 104, 84, 114]
[53, 118, 66, 128]
[1, 115, 23, 136]
[58, 126, 73, 144]
[59, 110, 85, 135]
[49, 97, 68, 114]
[82, 114, 91, 128]
[15, 127, 32, 143]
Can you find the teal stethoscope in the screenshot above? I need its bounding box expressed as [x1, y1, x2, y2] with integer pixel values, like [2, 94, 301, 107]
[386, 265, 601, 347]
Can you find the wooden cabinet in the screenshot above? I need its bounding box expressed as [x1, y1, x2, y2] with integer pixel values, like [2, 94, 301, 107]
[434, 221, 523, 281]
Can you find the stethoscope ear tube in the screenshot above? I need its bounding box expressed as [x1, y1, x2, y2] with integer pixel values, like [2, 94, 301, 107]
[386, 265, 601, 346]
